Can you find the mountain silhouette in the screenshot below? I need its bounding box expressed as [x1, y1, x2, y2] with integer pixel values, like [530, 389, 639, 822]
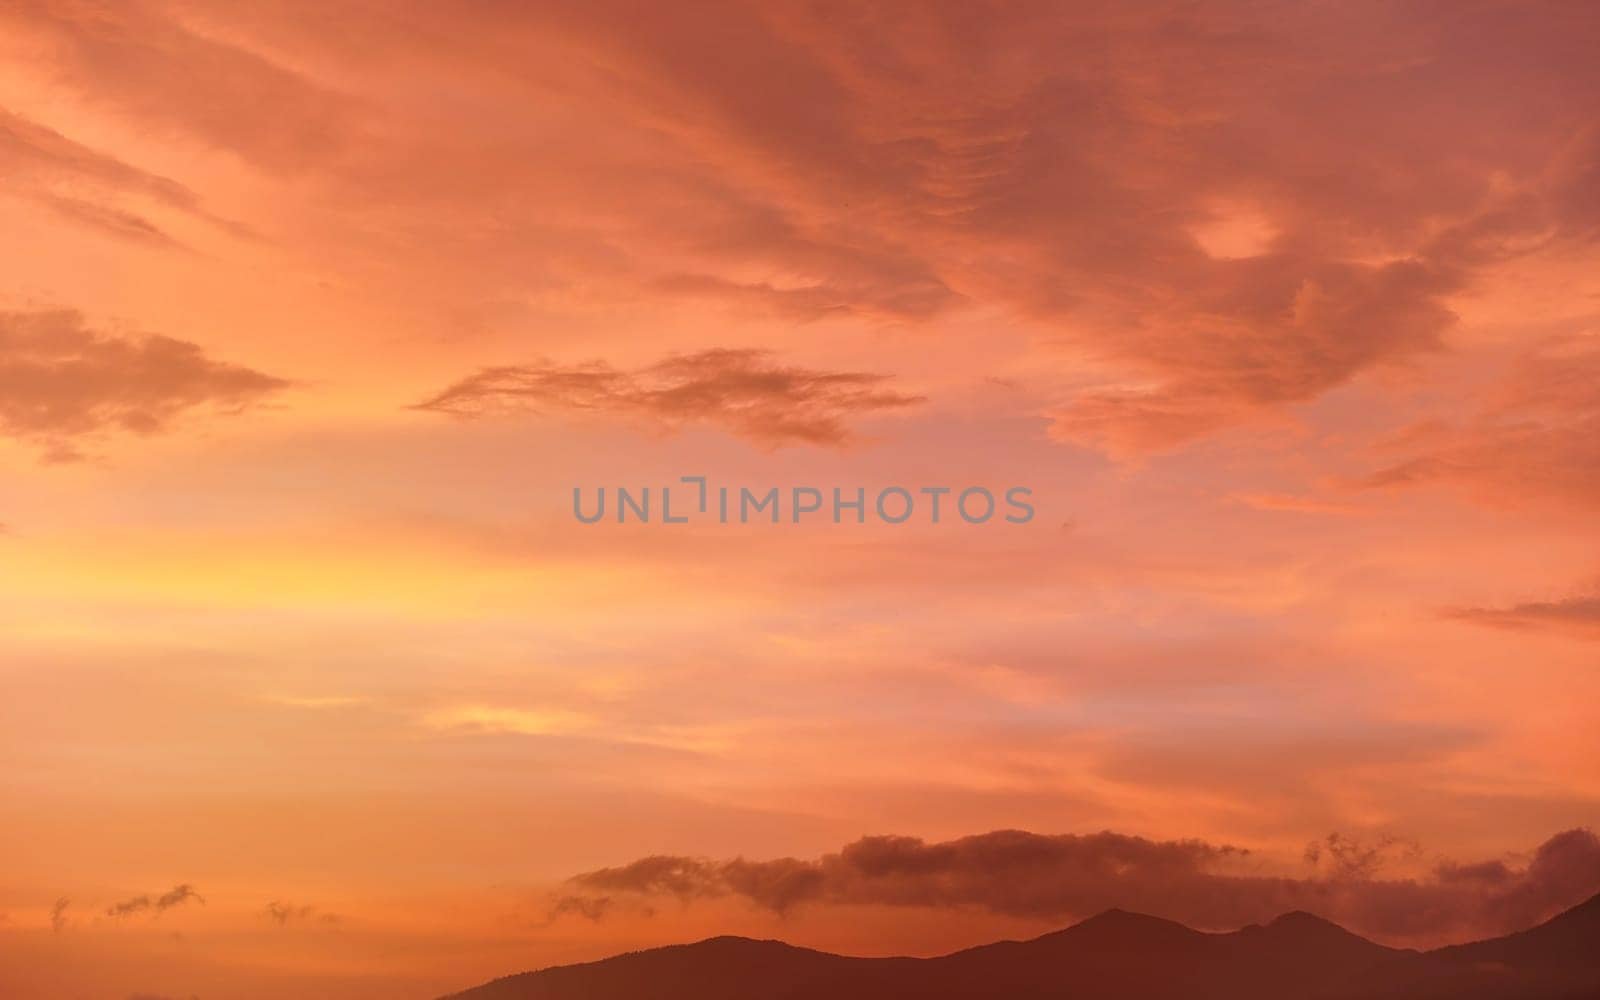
[441, 894, 1600, 1000]
[1324, 892, 1600, 999]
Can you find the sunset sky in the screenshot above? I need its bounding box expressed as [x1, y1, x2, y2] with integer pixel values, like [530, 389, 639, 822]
[3, 2, 1600, 998]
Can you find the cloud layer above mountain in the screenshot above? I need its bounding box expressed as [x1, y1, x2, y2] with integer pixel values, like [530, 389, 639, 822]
[555, 828, 1600, 945]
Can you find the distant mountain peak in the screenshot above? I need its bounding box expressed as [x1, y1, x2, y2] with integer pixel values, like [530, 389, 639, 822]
[1064, 907, 1201, 941]
[1081, 906, 1142, 922]
[1077, 907, 1188, 928]
[441, 899, 1600, 1000]
[1555, 890, 1600, 922]
[1270, 909, 1334, 925]
[1265, 909, 1354, 935]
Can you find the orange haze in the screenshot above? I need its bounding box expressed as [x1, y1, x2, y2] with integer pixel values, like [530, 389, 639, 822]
[2, 2, 1600, 997]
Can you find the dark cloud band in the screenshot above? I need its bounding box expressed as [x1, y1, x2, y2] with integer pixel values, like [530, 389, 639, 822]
[554, 827, 1600, 946]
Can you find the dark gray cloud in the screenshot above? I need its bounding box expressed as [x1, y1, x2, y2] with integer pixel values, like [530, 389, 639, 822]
[105, 883, 205, 919]
[414, 348, 922, 447]
[554, 827, 1600, 945]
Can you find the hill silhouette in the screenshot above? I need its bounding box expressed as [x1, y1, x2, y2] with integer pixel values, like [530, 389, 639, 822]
[439, 892, 1600, 999]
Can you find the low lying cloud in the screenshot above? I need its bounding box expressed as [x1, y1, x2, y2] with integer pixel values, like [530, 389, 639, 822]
[262, 900, 341, 926]
[105, 884, 205, 919]
[551, 827, 1600, 946]
[414, 348, 922, 447]
[0, 309, 290, 460]
[1446, 593, 1600, 638]
[548, 894, 620, 922]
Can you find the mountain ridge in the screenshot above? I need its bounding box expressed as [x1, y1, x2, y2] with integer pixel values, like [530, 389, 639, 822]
[441, 893, 1600, 1000]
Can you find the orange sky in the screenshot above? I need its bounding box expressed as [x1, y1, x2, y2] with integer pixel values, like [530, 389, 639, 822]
[2, 2, 1600, 998]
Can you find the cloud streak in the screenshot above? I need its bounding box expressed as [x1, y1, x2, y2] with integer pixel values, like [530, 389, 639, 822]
[414, 348, 922, 447]
[0, 105, 249, 246]
[1362, 334, 1600, 509]
[1447, 594, 1600, 638]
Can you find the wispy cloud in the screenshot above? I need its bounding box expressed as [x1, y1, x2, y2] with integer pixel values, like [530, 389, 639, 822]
[0, 309, 290, 461]
[422, 705, 596, 737]
[0, 105, 243, 246]
[414, 348, 922, 447]
[1362, 335, 1600, 509]
[0, 2, 362, 170]
[1446, 593, 1600, 638]
[1230, 493, 1365, 516]
[262, 900, 341, 927]
[105, 884, 205, 919]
